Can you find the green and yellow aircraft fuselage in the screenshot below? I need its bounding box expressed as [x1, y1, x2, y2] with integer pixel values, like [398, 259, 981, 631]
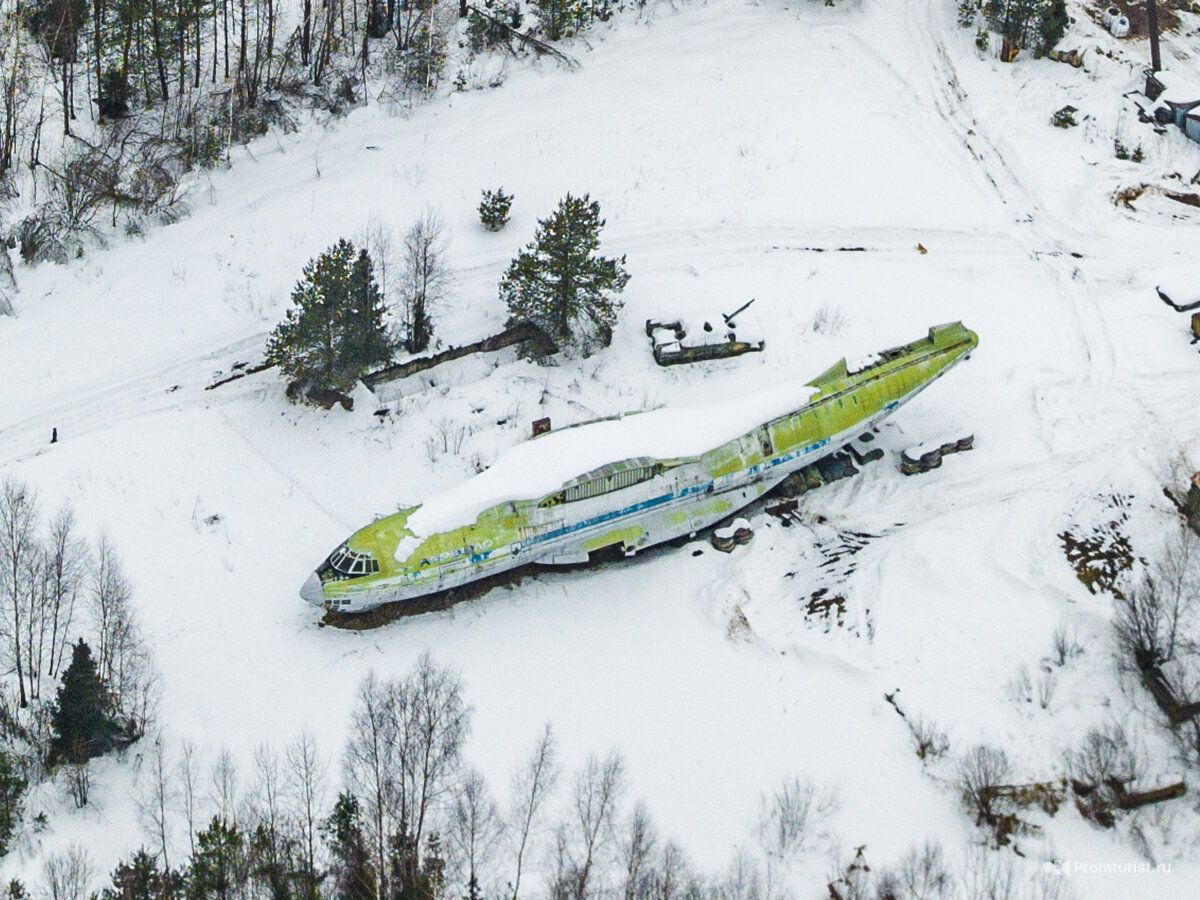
[301, 323, 978, 613]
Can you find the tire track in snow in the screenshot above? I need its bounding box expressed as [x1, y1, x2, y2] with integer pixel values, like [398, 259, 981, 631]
[0, 333, 269, 469]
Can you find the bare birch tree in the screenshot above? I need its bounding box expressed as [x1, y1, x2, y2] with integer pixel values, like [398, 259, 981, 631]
[400, 209, 448, 353]
[448, 766, 503, 900]
[0, 478, 37, 708]
[137, 733, 176, 871]
[44, 504, 85, 681]
[250, 741, 290, 896]
[509, 722, 558, 900]
[346, 670, 398, 899]
[210, 746, 241, 823]
[551, 750, 626, 900]
[178, 739, 202, 858]
[404, 651, 469, 854]
[90, 533, 128, 688]
[42, 844, 94, 900]
[619, 802, 656, 900]
[286, 729, 328, 900]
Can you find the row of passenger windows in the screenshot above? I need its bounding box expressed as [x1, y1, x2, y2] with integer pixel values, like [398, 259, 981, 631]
[328, 546, 380, 577]
[541, 464, 660, 507]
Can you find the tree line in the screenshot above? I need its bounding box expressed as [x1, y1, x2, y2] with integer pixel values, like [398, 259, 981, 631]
[12, 652, 882, 900]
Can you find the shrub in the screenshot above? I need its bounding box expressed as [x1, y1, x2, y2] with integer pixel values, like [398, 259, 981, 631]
[478, 188, 513, 232]
[1052, 107, 1076, 128]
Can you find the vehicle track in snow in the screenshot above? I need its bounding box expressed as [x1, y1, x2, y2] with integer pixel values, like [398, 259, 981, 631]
[0, 333, 269, 469]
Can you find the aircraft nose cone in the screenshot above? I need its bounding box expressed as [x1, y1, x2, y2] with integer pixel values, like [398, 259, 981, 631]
[300, 572, 325, 605]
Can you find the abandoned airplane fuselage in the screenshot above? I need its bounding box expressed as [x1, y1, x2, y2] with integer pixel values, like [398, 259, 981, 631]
[301, 323, 978, 614]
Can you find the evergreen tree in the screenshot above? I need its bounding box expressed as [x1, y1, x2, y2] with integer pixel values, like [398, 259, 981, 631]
[323, 793, 376, 900]
[1038, 0, 1068, 53]
[499, 193, 628, 357]
[102, 848, 183, 900]
[533, 0, 577, 40]
[50, 639, 122, 766]
[248, 822, 296, 900]
[478, 188, 513, 232]
[0, 751, 25, 857]
[187, 818, 250, 900]
[984, 0, 1055, 51]
[265, 240, 394, 401]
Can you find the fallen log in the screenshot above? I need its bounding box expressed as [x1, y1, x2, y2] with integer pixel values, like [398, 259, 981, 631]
[466, 5, 579, 68]
[361, 321, 553, 389]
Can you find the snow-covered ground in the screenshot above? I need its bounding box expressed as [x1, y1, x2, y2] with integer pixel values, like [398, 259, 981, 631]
[4, 0, 1200, 895]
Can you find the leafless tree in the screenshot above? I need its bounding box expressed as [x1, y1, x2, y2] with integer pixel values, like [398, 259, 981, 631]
[713, 847, 762, 900]
[653, 841, 693, 900]
[0, 18, 31, 179]
[286, 729, 328, 900]
[88, 535, 157, 738]
[249, 742, 289, 891]
[400, 209, 448, 353]
[508, 722, 559, 900]
[1069, 724, 1139, 789]
[346, 655, 470, 897]
[358, 214, 400, 310]
[178, 740, 202, 858]
[90, 533, 128, 687]
[1050, 624, 1080, 667]
[619, 802, 656, 900]
[0, 478, 38, 708]
[138, 733, 177, 870]
[909, 716, 949, 761]
[1152, 528, 1200, 662]
[1114, 579, 1172, 673]
[42, 844, 94, 900]
[404, 651, 469, 854]
[210, 746, 241, 823]
[552, 749, 626, 900]
[66, 757, 91, 808]
[43, 504, 85, 681]
[346, 670, 398, 898]
[754, 776, 836, 899]
[896, 841, 952, 900]
[957, 744, 1010, 826]
[18, 537, 47, 702]
[448, 766, 504, 899]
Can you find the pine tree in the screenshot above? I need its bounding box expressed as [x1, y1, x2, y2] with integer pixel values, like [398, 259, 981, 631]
[323, 793, 377, 900]
[499, 194, 629, 357]
[188, 818, 250, 900]
[478, 188, 513, 232]
[265, 240, 394, 402]
[1038, 0, 1068, 53]
[50, 639, 122, 766]
[102, 848, 183, 900]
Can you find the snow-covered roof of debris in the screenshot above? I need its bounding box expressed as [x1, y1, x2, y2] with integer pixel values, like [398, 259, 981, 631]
[401, 378, 818, 544]
[1154, 69, 1200, 104]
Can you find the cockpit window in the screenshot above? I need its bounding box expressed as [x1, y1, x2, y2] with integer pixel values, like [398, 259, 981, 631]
[320, 544, 380, 582]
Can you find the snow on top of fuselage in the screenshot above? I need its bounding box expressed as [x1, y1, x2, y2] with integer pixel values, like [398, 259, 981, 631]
[399, 377, 819, 548]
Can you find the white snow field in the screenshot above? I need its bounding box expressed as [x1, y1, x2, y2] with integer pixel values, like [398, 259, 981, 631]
[4, 0, 1200, 895]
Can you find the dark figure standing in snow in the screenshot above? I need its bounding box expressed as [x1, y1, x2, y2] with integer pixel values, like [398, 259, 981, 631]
[51, 427, 57, 444]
